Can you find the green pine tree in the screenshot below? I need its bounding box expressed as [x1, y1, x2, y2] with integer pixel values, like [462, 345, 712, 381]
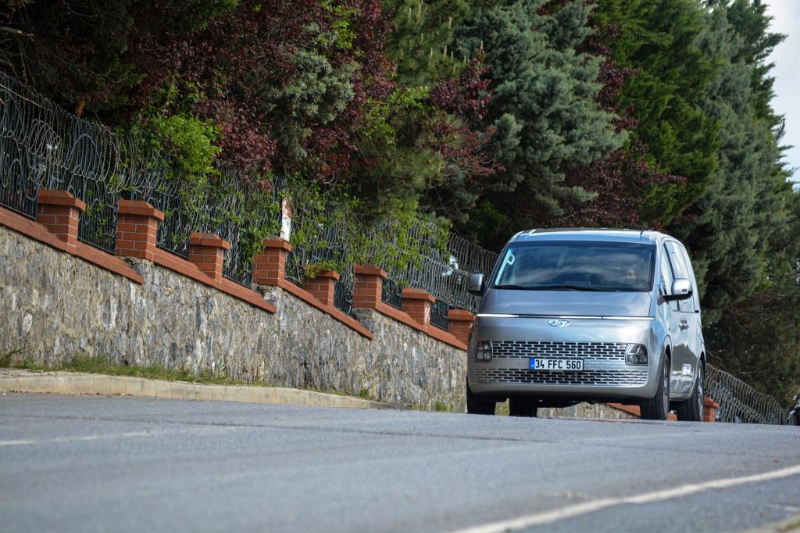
[384, 0, 474, 87]
[672, 3, 791, 323]
[456, 0, 625, 247]
[594, 0, 720, 226]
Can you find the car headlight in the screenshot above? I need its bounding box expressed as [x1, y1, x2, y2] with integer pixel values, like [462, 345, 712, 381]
[625, 344, 648, 365]
[475, 341, 493, 362]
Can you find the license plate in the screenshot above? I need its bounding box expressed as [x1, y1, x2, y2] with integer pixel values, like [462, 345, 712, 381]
[529, 358, 583, 371]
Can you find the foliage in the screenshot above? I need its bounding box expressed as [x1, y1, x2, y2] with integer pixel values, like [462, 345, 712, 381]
[455, 0, 626, 248]
[282, 177, 449, 280]
[1, 0, 798, 403]
[557, 8, 684, 230]
[0, 0, 238, 116]
[670, 3, 791, 322]
[384, 0, 474, 87]
[707, 194, 800, 406]
[144, 115, 221, 187]
[593, 0, 721, 226]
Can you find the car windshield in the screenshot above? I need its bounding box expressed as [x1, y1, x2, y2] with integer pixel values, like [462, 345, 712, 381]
[492, 240, 655, 292]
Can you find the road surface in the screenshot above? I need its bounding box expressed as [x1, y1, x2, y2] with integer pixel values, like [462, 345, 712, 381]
[1, 393, 798, 532]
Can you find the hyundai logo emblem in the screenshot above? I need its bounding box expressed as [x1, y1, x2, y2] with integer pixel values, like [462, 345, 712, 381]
[548, 319, 570, 328]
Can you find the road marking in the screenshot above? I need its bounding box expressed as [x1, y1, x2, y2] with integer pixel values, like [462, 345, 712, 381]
[0, 431, 166, 446]
[0, 426, 238, 447]
[451, 464, 800, 533]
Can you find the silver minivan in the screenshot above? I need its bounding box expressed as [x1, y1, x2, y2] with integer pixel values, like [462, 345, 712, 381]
[466, 229, 706, 421]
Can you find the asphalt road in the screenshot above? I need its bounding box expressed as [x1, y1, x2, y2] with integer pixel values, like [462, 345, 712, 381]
[1, 393, 799, 533]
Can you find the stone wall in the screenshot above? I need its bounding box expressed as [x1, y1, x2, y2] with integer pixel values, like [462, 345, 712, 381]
[0, 218, 640, 418]
[0, 225, 467, 410]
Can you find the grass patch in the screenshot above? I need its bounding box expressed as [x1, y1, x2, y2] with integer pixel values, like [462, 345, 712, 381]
[495, 400, 510, 416]
[3, 355, 394, 404]
[65, 355, 243, 386]
[357, 388, 374, 400]
[0, 345, 31, 367]
[3, 354, 251, 387]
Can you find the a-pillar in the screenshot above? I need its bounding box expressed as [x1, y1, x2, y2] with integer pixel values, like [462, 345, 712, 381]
[35, 190, 86, 247]
[188, 232, 230, 281]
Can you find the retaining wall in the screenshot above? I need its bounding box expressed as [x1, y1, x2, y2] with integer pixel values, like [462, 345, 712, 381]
[0, 198, 651, 419]
[0, 202, 469, 411]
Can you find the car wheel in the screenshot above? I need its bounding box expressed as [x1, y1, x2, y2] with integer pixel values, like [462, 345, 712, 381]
[641, 353, 670, 420]
[676, 364, 704, 422]
[466, 380, 496, 415]
[509, 397, 538, 417]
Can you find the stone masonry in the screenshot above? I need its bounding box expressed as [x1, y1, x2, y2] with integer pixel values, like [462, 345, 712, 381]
[0, 225, 467, 410]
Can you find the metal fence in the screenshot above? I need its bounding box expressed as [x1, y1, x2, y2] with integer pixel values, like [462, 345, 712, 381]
[1, 73, 795, 425]
[705, 364, 793, 425]
[0, 73, 270, 286]
[280, 189, 355, 316]
[0, 73, 127, 251]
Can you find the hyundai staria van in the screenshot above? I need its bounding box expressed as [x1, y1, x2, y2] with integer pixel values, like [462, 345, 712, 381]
[466, 229, 706, 421]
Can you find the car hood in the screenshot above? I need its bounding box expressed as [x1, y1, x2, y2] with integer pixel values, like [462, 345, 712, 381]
[479, 289, 652, 317]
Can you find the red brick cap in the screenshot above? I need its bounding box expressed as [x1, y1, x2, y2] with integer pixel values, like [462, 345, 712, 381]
[449, 309, 475, 321]
[37, 190, 86, 212]
[190, 232, 231, 250]
[355, 264, 388, 279]
[402, 287, 435, 303]
[262, 238, 292, 252]
[703, 397, 720, 409]
[118, 200, 165, 221]
[306, 268, 340, 281]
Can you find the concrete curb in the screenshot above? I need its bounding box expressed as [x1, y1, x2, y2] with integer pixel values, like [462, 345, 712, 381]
[734, 511, 800, 533]
[0, 370, 400, 410]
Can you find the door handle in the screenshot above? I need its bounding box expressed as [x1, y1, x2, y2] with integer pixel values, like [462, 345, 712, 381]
[679, 320, 689, 331]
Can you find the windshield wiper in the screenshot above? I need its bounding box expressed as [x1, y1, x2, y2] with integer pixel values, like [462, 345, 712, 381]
[541, 285, 622, 292]
[493, 284, 621, 292]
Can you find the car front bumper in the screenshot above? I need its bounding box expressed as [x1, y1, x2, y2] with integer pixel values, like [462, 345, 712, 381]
[467, 315, 663, 401]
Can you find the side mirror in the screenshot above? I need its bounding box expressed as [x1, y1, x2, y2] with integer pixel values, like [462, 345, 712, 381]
[467, 273, 485, 296]
[664, 278, 693, 301]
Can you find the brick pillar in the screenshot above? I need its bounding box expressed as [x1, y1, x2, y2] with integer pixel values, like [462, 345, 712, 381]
[448, 309, 476, 344]
[35, 190, 86, 246]
[353, 264, 388, 309]
[703, 396, 720, 422]
[252, 239, 292, 286]
[402, 288, 434, 327]
[303, 270, 340, 307]
[115, 200, 164, 261]
[188, 232, 230, 281]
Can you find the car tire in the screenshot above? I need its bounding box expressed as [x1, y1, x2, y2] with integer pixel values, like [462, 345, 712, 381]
[676, 364, 704, 422]
[509, 397, 538, 417]
[641, 353, 670, 421]
[466, 380, 496, 415]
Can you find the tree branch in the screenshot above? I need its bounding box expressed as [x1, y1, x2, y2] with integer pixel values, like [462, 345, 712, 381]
[0, 27, 33, 38]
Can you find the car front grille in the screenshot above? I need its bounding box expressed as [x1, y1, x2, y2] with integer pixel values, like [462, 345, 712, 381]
[474, 368, 648, 387]
[475, 341, 647, 387]
[491, 341, 628, 360]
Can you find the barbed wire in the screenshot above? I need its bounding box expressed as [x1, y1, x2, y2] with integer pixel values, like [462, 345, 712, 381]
[0, 73, 794, 425]
[706, 364, 792, 424]
[0, 72, 272, 282]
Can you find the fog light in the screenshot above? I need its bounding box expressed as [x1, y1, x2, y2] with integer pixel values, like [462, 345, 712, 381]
[625, 344, 648, 365]
[476, 341, 493, 362]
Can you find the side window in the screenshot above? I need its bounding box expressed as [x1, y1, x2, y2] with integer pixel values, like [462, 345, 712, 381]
[665, 242, 694, 313]
[660, 246, 678, 311]
[677, 244, 699, 312]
